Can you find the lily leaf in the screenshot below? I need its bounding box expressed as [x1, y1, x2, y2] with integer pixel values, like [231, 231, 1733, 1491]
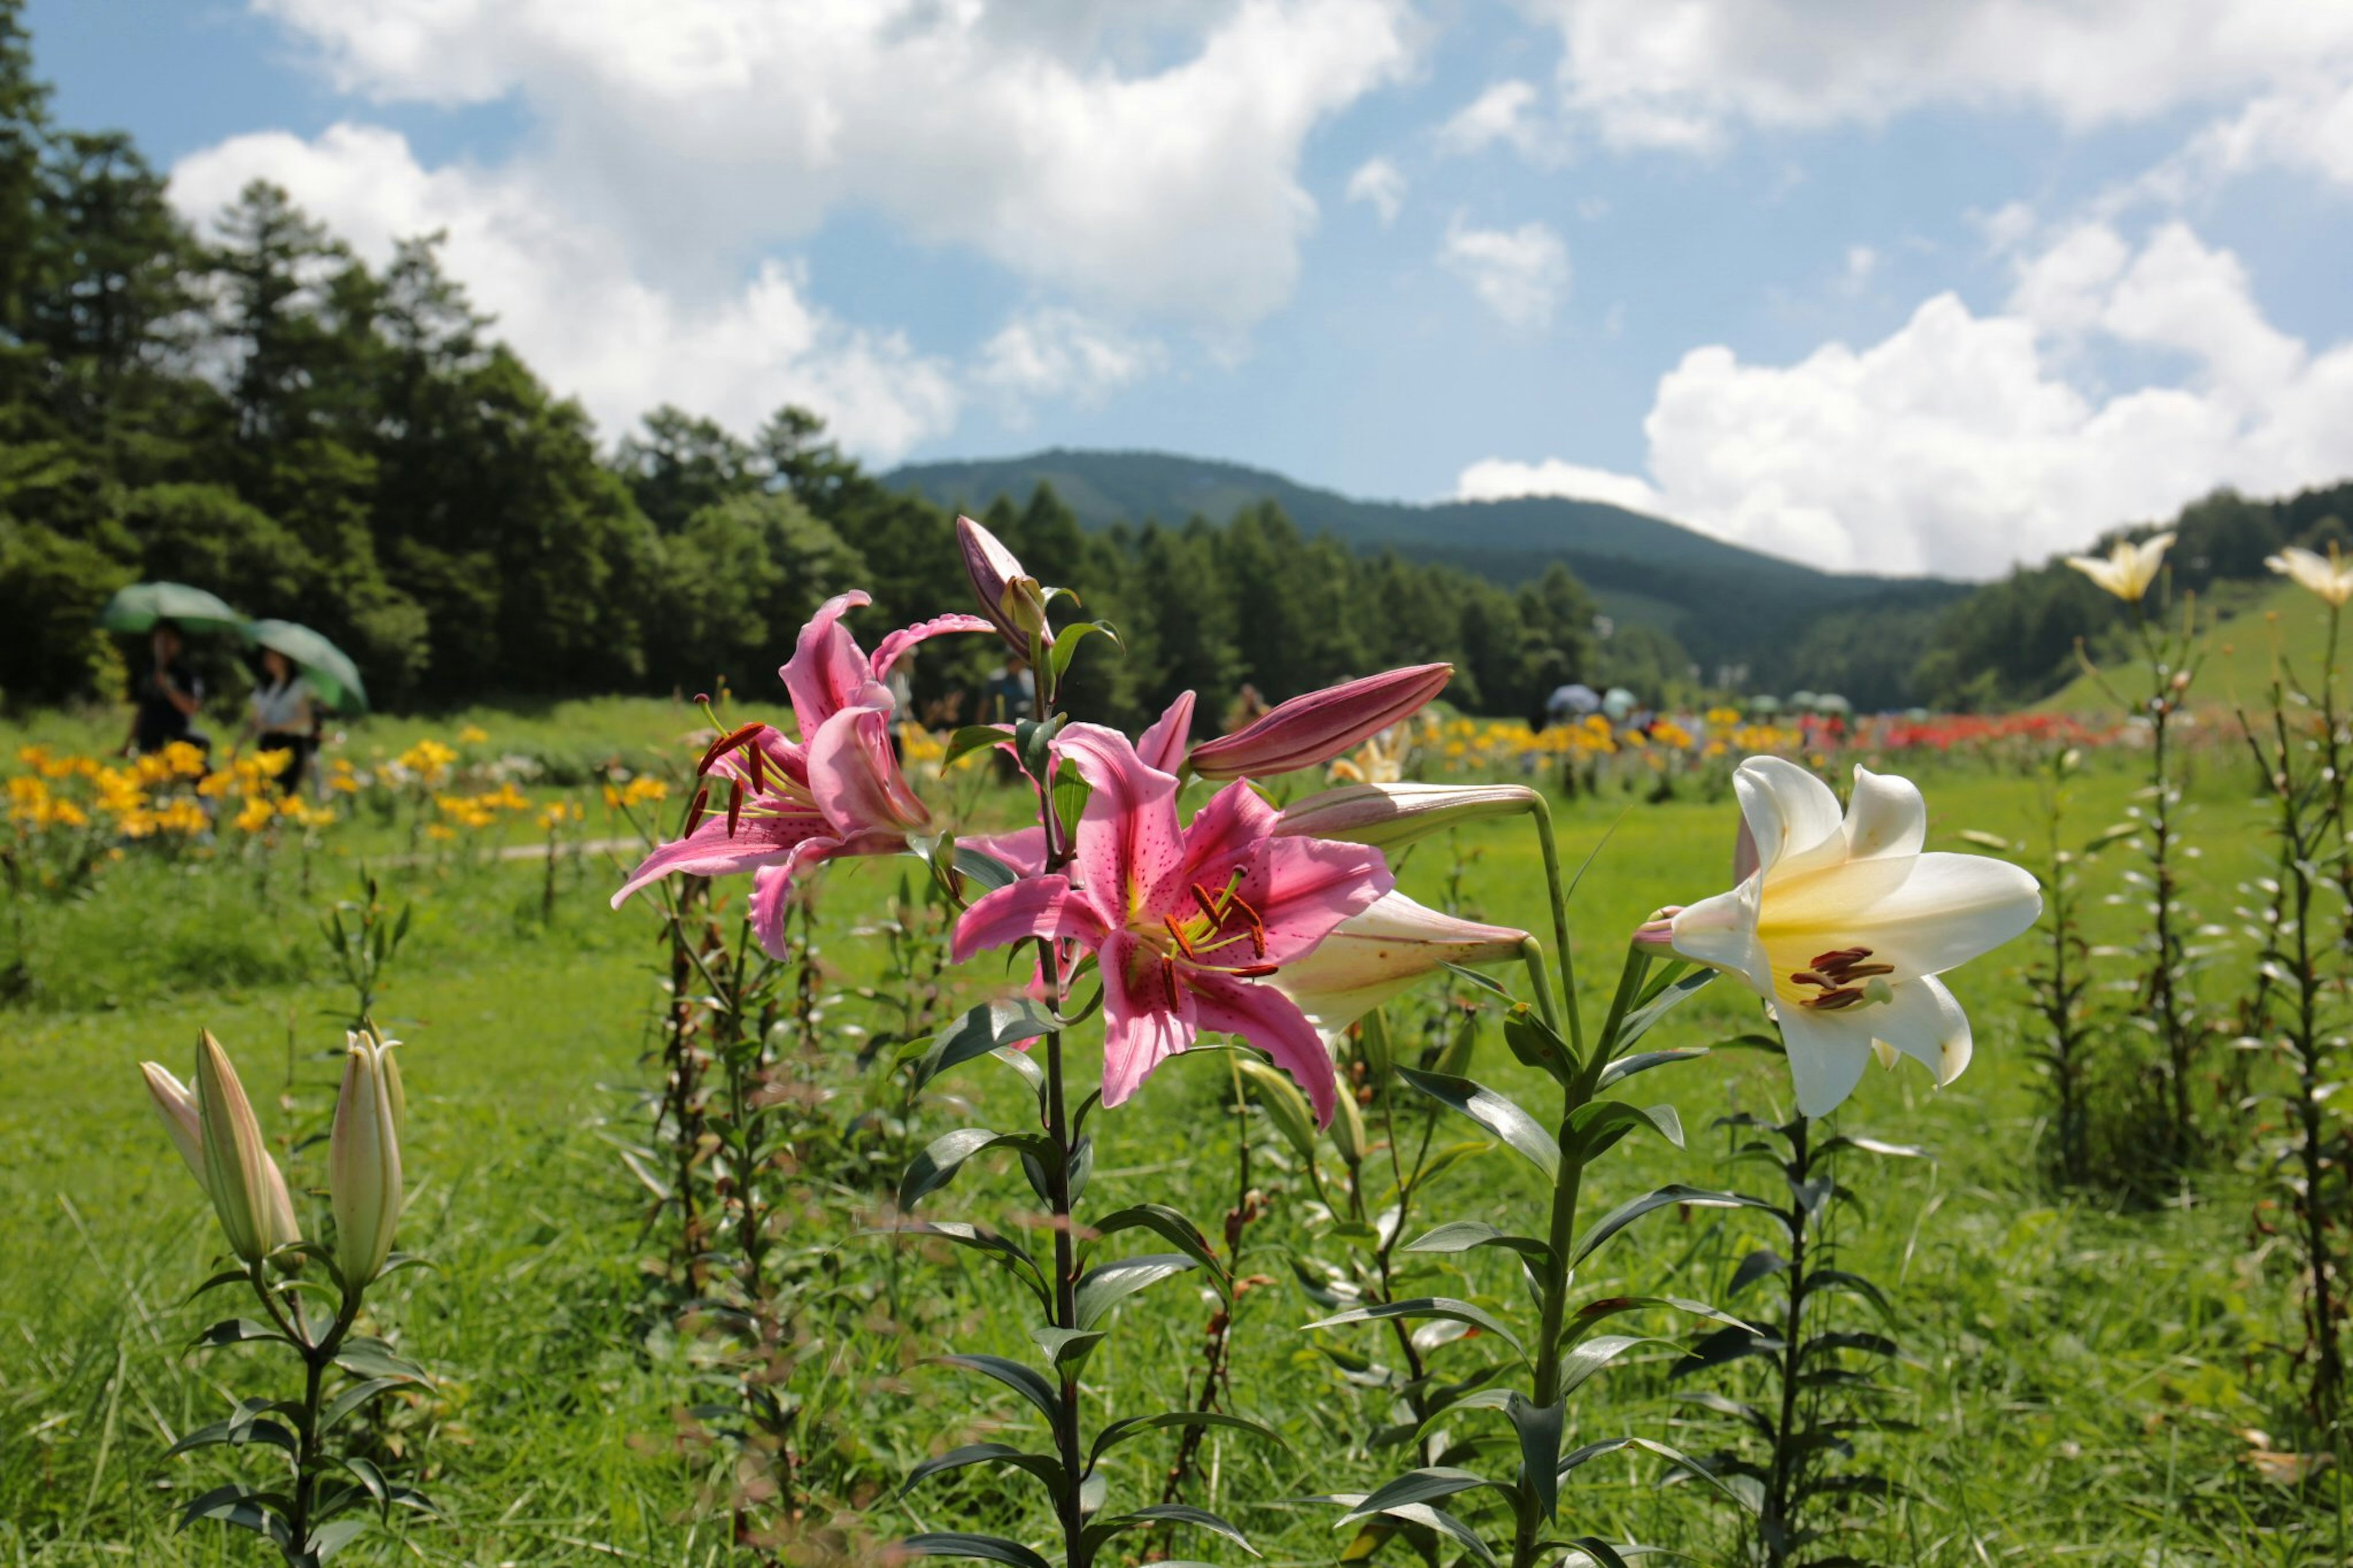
[1072, 1253, 1197, 1330]
[1509, 1394, 1566, 1521]
[935, 1354, 1063, 1426]
[1338, 1467, 1509, 1525]
[1400, 1221, 1553, 1266]
[913, 1002, 1053, 1096]
[899, 1443, 1066, 1501]
[899, 1127, 1052, 1210]
[1089, 1203, 1227, 1287]
[1571, 1185, 1778, 1265]
[1305, 1297, 1527, 1364]
[1396, 1068, 1559, 1181]
[898, 1532, 1053, 1568]
[1612, 966, 1716, 1051]
[1088, 1410, 1284, 1468]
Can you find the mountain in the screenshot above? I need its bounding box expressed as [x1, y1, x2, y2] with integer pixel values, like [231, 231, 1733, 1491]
[885, 448, 1969, 702]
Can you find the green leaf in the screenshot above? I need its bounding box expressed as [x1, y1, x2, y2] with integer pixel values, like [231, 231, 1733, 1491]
[1028, 1326, 1105, 1374]
[1571, 1185, 1778, 1265]
[164, 1417, 297, 1459]
[1088, 1410, 1285, 1468]
[915, 1002, 1054, 1095]
[1802, 1267, 1895, 1317]
[952, 846, 1022, 895]
[306, 1518, 371, 1562]
[336, 1454, 390, 1516]
[184, 1268, 254, 1303]
[332, 1338, 431, 1386]
[937, 1354, 1063, 1426]
[862, 1222, 1048, 1305]
[1091, 1504, 1256, 1557]
[1358, 1006, 1396, 1079]
[898, 1127, 1045, 1210]
[1567, 1100, 1684, 1156]
[1501, 1008, 1577, 1086]
[1073, 1253, 1197, 1330]
[176, 1483, 294, 1549]
[1509, 1394, 1565, 1521]
[1338, 1467, 1510, 1525]
[1612, 965, 1716, 1051]
[1558, 1334, 1663, 1396]
[1305, 1297, 1527, 1363]
[1440, 961, 1515, 999]
[1397, 1068, 1558, 1181]
[1561, 1295, 1751, 1347]
[1563, 1536, 1633, 1568]
[1053, 772, 1093, 843]
[319, 1378, 405, 1432]
[1596, 1048, 1709, 1089]
[1048, 619, 1119, 687]
[1089, 1203, 1227, 1287]
[898, 1532, 1053, 1568]
[899, 1443, 1066, 1501]
[941, 725, 1011, 771]
[1399, 1222, 1553, 1267]
[191, 1319, 294, 1351]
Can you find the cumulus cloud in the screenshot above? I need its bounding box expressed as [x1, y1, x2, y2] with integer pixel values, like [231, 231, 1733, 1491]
[1458, 459, 1661, 513]
[1436, 78, 1552, 159]
[1345, 156, 1407, 225]
[251, 0, 1415, 326]
[976, 307, 1161, 423]
[1454, 222, 2353, 579]
[1521, 0, 2353, 151]
[170, 124, 959, 457]
[1439, 218, 1571, 330]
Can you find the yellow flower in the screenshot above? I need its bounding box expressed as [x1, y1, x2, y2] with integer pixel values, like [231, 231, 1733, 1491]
[425, 823, 456, 842]
[153, 798, 208, 836]
[161, 741, 208, 778]
[457, 724, 490, 744]
[234, 795, 277, 834]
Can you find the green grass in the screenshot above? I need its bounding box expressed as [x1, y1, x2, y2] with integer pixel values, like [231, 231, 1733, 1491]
[0, 712, 2345, 1565]
[2039, 577, 2346, 718]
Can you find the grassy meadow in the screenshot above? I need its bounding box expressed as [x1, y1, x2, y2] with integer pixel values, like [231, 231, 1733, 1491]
[0, 696, 2343, 1566]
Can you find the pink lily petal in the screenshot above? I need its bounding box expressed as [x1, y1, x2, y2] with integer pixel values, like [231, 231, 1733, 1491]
[781, 590, 888, 734]
[1189, 968, 1338, 1127]
[1189, 663, 1452, 781]
[1143, 779, 1279, 919]
[952, 874, 1112, 963]
[1055, 724, 1184, 926]
[1136, 691, 1197, 774]
[1236, 835, 1395, 964]
[872, 613, 996, 682]
[963, 826, 1047, 877]
[1101, 931, 1198, 1108]
[808, 703, 931, 835]
[748, 828, 907, 957]
[609, 808, 831, 908]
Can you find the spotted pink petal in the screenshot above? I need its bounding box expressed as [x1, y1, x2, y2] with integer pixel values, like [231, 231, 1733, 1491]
[1101, 931, 1198, 1108]
[1136, 690, 1197, 774]
[1055, 723, 1184, 927]
[781, 590, 887, 735]
[1143, 779, 1275, 920]
[807, 702, 930, 836]
[951, 874, 1112, 964]
[1235, 835, 1395, 965]
[1189, 968, 1338, 1126]
[609, 806, 833, 909]
[963, 826, 1047, 877]
[872, 613, 996, 683]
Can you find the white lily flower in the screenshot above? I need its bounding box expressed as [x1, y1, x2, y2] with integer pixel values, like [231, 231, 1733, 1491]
[1669, 757, 2040, 1117]
[2267, 544, 2353, 608]
[2064, 531, 2175, 604]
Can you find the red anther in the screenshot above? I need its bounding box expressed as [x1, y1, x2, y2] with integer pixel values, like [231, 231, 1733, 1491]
[683, 784, 711, 836]
[1790, 970, 1832, 988]
[746, 738, 767, 794]
[1840, 961, 1894, 978]
[726, 778, 745, 838]
[1226, 891, 1268, 956]
[1808, 945, 1871, 970]
[1230, 963, 1281, 977]
[1800, 987, 1866, 1010]
[1160, 954, 1183, 1007]
[1191, 884, 1223, 923]
[698, 721, 767, 776]
[1162, 914, 1199, 959]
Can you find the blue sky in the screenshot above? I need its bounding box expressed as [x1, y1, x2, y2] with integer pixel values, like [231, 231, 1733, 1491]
[28, 0, 2353, 577]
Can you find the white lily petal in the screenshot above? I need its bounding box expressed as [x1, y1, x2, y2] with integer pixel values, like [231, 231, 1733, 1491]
[1733, 757, 1843, 879]
[1669, 883, 1775, 998]
[1833, 853, 2043, 977]
[1273, 890, 1527, 1037]
[1775, 1002, 1876, 1118]
[1841, 766, 1925, 861]
[1870, 975, 1974, 1087]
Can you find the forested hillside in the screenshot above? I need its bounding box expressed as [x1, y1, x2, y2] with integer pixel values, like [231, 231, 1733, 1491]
[0, 2, 1603, 731]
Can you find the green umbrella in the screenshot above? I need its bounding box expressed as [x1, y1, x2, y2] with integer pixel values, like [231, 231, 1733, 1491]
[97, 581, 247, 636]
[249, 619, 368, 713]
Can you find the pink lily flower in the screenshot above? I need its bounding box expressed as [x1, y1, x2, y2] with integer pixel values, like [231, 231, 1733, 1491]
[961, 690, 1197, 879]
[957, 513, 1051, 652]
[611, 590, 991, 953]
[1188, 663, 1453, 782]
[950, 724, 1394, 1124]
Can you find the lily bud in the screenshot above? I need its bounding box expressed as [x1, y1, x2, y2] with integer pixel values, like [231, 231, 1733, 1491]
[1275, 782, 1537, 850]
[330, 1030, 404, 1295]
[956, 514, 1052, 650]
[1189, 664, 1453, 782]
[1632, 907, 1684, 950]
[140, 1061, 207, 1185]
[191, 1031, 301, 1266]
[1272, 890, 1529, 1041]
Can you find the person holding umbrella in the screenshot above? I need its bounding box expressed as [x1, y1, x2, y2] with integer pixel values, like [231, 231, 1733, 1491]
[233, 646, 317, 794]
[125, 621, 209, 759]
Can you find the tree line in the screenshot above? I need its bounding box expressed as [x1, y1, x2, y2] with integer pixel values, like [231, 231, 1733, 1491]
[0, 1, 1607, 732]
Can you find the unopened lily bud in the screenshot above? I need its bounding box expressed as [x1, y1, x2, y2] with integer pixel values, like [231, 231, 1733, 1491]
[1190, 664, 1453, 782]
[1633, 907, 1684, 950]
[192, 1031, 301, 1266]
[956, 514, 1052, 650]
[140, 1061, 207, 1186]
[1275, 782, 1536, 850]
[330, 1030, 404, 1295]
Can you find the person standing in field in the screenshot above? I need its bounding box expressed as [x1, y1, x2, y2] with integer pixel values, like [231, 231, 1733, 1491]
[126, 621, 208, 759]
[235, 646, 316, 794]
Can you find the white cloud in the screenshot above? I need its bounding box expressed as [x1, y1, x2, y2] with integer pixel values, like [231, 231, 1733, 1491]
[170, 124, 958, 458]
[1456, 222, 2353, 579]
[1522, 0, 2353, 151]
[1345, 156, 1406, 225]
[1440, 218, 1571, 330]
[1838, 244, 1878, 294]
[1436, 78, 1551, 159]
[251, 0, 1415, 327]
[977, 307, 1161, 423]
[1458, 458, 1661, 513]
